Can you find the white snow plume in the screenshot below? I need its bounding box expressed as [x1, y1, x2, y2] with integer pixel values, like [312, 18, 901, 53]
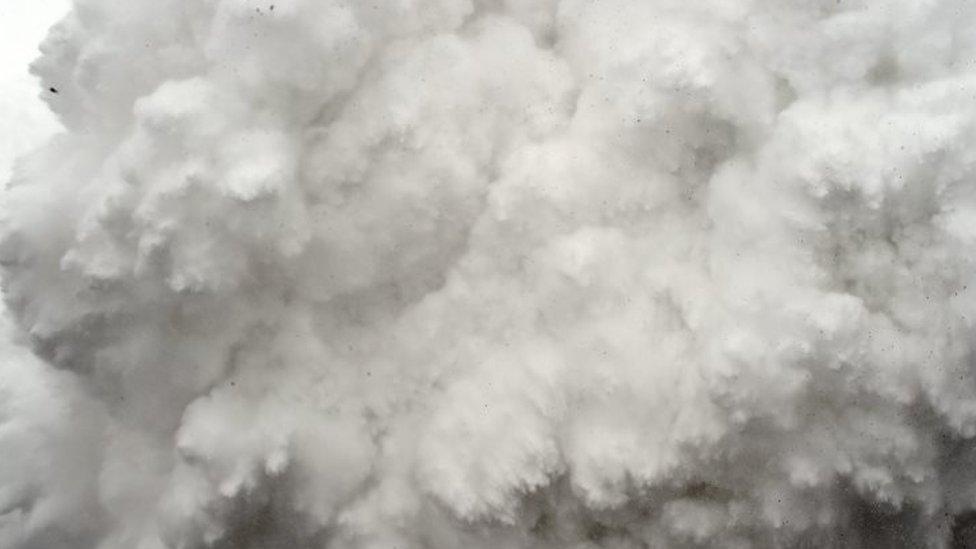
[7, 0, 976, 547]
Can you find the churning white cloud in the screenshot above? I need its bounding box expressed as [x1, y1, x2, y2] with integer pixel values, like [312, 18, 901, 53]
[4, 0, 976, 547]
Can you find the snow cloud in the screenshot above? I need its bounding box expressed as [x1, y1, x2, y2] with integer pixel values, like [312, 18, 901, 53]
[5, 0, 976, 547]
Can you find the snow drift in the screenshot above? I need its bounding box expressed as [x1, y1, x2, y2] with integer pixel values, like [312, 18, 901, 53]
[5, 0, 976, 547]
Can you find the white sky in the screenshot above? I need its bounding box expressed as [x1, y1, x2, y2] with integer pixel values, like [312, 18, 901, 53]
[0, 0, 70, 182]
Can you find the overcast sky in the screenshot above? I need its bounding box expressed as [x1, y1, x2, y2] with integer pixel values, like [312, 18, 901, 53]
[0, 0, 68, 183]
